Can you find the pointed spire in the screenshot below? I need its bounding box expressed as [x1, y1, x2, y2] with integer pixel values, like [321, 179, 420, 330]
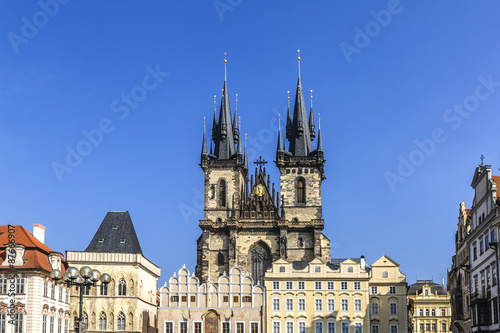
[289, 51, 313, 157]
[214, 54, 236, 159]
[309, 89, 316, 141]
[211, 95, 217, 141]
[277, 114, 283, 151]
[233, 94, 239, 142]
[237, 116, 242, 155]
[286, 91, 292, 140]
[317, 113, 323, 152]
[244, 133, 248, 169]
[202, 117, 207, 155]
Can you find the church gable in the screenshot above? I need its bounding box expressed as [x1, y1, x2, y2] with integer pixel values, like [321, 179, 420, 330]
[242, 166, 279, 220]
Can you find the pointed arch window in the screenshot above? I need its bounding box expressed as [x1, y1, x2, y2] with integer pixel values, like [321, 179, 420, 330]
[250, 242, 271, 285]
[99, 312, 107, 330]
[82, 312, 88, 328]
[118, 279, 127, 296]
[297, 178, 305, 204]
[117, 312, 126, 330]
[219, 179, 226, 207]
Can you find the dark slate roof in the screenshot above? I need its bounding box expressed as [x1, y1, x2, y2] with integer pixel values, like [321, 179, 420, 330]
[85, 211, 143, 254]
[408, 280, 448, 296]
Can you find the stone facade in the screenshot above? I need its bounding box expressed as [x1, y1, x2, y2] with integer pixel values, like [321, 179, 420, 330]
[66, 251, 161, 333]
[159, 265, 264, 333]
[448, 201, 472, 333]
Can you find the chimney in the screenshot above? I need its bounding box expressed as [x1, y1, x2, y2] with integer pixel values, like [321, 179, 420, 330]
[33, 224, 46, 244]
[360, 255, 366, 270]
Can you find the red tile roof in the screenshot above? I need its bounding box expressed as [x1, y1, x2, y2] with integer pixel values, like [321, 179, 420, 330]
[0, 225, 66, 273]
[492, 176, 500, 198]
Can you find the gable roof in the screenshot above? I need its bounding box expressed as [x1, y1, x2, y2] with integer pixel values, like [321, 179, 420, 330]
[0, 225, 65, 273]
[371, 255, 399, 267]
[85, 211, 143, 254]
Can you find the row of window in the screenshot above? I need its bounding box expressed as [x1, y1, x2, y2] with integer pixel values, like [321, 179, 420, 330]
[271, 281, 397, 294]
[79, 278, 128, 296]
[472, 229, 496, 261]
[79, 312, 128, 331]
[0, 278, 24, 294]
[271, 298, 398, 314]
[272, 321, 399, 333]
[165, 321, 259, 333]
[472, 264, 498, 295]
[170, 295, 252, 303]
[0, 313, 23, 333]
[416, 308, 448, 317]
[43, 282, 70, 303]
[41, 316, 69, 333]
[418, 322, 448, 331]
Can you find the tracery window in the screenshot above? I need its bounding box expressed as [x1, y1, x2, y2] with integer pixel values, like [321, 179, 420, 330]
[117, 312, 126, 330]
[118, 279, 127, 296]
[99, 313, 107, 330]
[251, 243, 271, 284]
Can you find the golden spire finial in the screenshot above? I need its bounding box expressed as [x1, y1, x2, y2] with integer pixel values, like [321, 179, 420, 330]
[224, 52, 227, 81]
[287, 91, 290, 109]
[310, 90, 313, 108]
[297, 49, 301, 79]
[318, 113, 321, 130]
[239, 116, 241, 131]
[235, 93, 238, 107]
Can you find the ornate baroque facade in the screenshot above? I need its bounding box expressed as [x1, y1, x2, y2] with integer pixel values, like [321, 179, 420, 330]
[0, 224, 71, 333]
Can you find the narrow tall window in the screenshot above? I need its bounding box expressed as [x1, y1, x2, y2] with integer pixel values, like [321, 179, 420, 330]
[0, 314, 5, 333]
[297, 179, 305, 203]
[218, 252, 225, 266]
[118, 279, 127, 296]
[117, 312, 126, 330]
[99, 313, 107, 330]
[100, 283, 108, 296]
[219, 179, 226, 207]
[14, 314, 23, 333]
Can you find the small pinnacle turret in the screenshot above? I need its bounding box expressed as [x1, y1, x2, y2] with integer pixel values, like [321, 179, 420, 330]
[309, 90, 316, 141]
[277, 117, 283, 152]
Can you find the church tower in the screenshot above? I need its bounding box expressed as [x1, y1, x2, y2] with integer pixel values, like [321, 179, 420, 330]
[275, 51, 329, 262]
[196, 56, 248, 283]
[196, 54, 330, 285]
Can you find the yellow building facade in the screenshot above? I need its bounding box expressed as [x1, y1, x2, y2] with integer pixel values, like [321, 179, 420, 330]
[264, 255, 407, 333]
[408, 281, 452, 333]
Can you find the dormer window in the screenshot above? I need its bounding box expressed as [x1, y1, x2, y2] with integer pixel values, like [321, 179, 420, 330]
[98, 238, 104, 243]
[120, 239, 126, 244]
[296, 178, 305, 204]
[112, 225, 118, 230]
[219, 179, 226, 207]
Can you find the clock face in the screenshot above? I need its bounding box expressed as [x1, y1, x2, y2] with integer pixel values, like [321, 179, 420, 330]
[255, 184, 265, 196]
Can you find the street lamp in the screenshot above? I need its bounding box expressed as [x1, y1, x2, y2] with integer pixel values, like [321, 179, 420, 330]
[50, 266, 111, 331]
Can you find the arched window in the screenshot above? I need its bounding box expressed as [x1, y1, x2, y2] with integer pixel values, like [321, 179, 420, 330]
[425, 309, 430, 316]
[100, 283, 108, 296]
[441, 308, 446, 316]
[250, 242, 271, 284]
[431, 309, 436, 316]
[99, 312, 107, 330]
[117, 312, 126, 330]
[296, 178, 305, 203]
[424, 289, 429, 296]
[118, 279, 127, 296]
[219, 179, 226, 207]
[382, 271, 389, 278]
[217, 252, 225, 266]
[298, 237, 304, 247]
[419, 309, 423, 316]
[82, 285, 90, 296]
[82, 312, 88, 327]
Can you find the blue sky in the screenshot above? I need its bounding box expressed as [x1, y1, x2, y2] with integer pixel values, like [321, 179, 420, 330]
[2, 1, 500, 287]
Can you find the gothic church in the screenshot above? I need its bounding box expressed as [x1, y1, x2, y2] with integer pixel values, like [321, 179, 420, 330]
[196, 55, 330, 285]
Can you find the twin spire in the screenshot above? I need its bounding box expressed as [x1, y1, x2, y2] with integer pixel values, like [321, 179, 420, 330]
[203, 51, 323, 161]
